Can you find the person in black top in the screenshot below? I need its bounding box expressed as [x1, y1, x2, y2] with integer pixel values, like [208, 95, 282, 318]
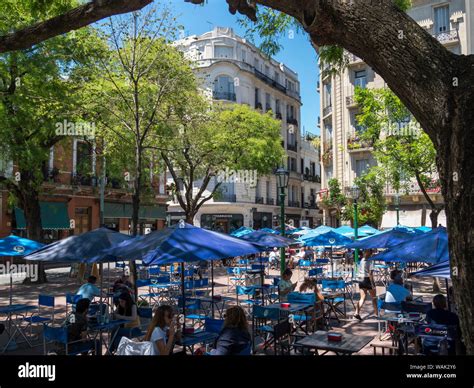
[426, 294, 460, 326]
[210, 306, 251, 355]
[67, 298, 100, 355]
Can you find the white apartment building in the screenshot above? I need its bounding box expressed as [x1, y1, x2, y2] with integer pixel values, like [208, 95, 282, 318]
[318, 0, 472, 227]
[168, 27, 322, 233]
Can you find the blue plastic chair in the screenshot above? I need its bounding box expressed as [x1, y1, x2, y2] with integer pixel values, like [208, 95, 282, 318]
[204, 318, 224, 334]
[308, 268, 323, 278]
[322, 279, 347, 322]
[236, 286, 260, 314]
[178, 297, 207, 327]
[227, 267, 246, 292]
[43, 324, 97, 355]
[252, 305, 281, 354]
[23, 295, 56, 337]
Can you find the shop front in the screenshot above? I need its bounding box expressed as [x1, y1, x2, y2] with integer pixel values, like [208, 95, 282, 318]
[200, 213, 244, 234]
[252, 212, 272, 230]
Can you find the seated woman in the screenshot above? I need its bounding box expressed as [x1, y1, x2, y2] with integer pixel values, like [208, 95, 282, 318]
[110, 292, 141, 352]
[113, 274, 134, 305]
[279, 269, 297, 301]
[144, 305, 181, 355]
[210, 306, 251, 355]
[299, 278, 325, 301]
[67, 298, 100, 355]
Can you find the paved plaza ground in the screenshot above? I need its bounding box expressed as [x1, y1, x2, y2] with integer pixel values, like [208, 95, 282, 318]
[0, 263, 443, 355]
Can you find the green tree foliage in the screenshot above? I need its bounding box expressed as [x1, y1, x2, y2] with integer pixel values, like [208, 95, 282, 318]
[342, 168, 387, 227]
[161, 101, 285, 223]
[354, 87, 441, 226]
[321, 178, 346, 219]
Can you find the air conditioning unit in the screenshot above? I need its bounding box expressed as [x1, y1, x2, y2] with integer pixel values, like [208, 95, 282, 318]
[300, 220, 310, 227]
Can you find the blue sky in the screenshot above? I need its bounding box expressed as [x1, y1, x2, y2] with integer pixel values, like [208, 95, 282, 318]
[171, 0, 321, 135]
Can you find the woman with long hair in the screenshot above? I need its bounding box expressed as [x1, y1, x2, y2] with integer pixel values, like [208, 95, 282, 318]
[210, 306, 251, 355]
[110, 292, 141, 352]
[144, 305, 180, 355]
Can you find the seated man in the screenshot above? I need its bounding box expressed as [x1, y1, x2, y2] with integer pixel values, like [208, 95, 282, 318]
[279, 269, 297, 302]
[385, 269, 413, 304]
[426, 294, 459, 327]
[66, 298, 100, 355]
[422, 294, 462, 355]
[76, 275, 101, 301]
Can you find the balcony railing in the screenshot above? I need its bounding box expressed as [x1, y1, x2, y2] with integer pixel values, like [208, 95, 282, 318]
[214, 194, 237, 203]
[347, 135, 374, 151]
[266, 198, 274, 205]
[287, 142, 298, 152]
[322, 149, 333, 166]
[323, 105, 332, 117]
[287, 117, 298, 126]
[346, 95, 357, 107]
[213, 91, 236, 101]
[288, 200, 300, 208]
[254, 69, 288, 95]
[304, 202, 318, 209]
[255, 196, 264, 204]
[434, 29, 459, 44]
[303, 174, 321, 183]
[71, 172, 98, 187]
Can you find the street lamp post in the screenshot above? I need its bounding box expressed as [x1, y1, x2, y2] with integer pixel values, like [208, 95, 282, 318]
[350, 185, 361, 265]
[275, 167, 289, 275]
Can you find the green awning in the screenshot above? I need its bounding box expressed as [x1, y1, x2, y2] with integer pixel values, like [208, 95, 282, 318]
[15, 202, 70, 230]
[104, 202, 166, 219]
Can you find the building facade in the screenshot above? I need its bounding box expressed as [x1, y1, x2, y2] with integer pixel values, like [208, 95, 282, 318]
[318, 0, 472, 227]
[168, 27, 322, 233]
[0, 138, 168, 240]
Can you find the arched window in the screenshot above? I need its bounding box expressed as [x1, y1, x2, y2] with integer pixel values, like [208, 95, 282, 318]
[213, 75, 236, 101]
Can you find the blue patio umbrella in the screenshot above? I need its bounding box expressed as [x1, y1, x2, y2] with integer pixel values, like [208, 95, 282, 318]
[334, 225, 369, 238]
[98, 223, 264, 266]
[302, 231, 353, 277]
[237, 230, 296, 249]
[416, 226, 432, 233]
[369, 227, 448, 264]
[302, 230, 353, 247]
[0, 235, 45, 306]
[298, 225, 335, 241]
[0, 235, 44, 257]
[359, 225, 379, 235]
[411, 260, 450, 279]
[230, 226, 254, 237]
[387, 225, 425, 235]
[345, 228, 417, 249]
[260, 228, 279, 234]
[24, 227, 133, 263]
[101, 222, 264, 324]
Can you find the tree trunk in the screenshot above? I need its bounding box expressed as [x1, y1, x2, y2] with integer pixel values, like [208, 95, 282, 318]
[429, 209, 440, 229]
[435, 58, 474, 354]
[129, 147, 142, 297]
[20, 184, 47, 284]
[185, 212, 194, 225]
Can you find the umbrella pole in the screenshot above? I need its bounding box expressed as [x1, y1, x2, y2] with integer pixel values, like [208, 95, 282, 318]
[100, 263, 103, 321]
[181, 262, 186, 333]
[331, 246, 334, 278]
[9, 257, 13, 307]
[211, 261, 215, 318]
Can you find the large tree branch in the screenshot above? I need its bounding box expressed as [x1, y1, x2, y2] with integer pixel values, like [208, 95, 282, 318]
[0, 0, 152, 53]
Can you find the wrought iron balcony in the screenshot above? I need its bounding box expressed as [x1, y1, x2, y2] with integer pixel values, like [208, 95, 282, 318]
[213, 91, 236, 101]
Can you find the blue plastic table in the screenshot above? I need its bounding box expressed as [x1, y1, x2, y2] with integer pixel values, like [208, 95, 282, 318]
[0, 304, 37, 352]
